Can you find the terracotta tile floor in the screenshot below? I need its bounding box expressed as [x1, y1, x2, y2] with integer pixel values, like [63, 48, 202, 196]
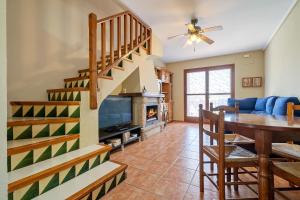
[105, 122, 300, 200]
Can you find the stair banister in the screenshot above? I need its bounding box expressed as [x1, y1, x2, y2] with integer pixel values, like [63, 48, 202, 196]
[88, 11, 152, 109]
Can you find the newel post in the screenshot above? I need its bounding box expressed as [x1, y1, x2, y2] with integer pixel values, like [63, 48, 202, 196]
[89, 13, 98, 109]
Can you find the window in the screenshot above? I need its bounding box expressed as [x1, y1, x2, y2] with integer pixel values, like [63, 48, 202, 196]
[184, 65, 235, 122]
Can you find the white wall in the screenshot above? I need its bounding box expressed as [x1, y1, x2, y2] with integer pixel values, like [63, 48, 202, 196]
[265, 1, 300, 96]
[0, 0, 8, 198]
[7, 0, 124, 110]
[167, 50, 265, 121]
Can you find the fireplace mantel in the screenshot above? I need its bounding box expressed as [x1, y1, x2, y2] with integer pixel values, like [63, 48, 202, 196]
[119, 92, 165, 98]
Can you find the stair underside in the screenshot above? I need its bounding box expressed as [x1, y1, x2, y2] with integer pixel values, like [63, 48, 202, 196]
[33, 161, 127, 200]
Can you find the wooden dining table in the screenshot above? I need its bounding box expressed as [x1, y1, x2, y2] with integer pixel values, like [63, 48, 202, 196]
[224, 113, 300, 200]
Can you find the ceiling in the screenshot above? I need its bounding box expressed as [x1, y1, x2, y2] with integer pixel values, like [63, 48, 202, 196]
[118, 0, 297, 63]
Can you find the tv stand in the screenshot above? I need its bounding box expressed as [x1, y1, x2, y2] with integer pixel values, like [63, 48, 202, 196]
[99, 125, 142, 151]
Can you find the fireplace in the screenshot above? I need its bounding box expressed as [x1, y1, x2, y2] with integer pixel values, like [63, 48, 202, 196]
[146, 105, 158, 122]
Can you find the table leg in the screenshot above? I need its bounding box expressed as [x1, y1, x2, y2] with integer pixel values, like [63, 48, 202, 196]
[255, 130, 274, 200]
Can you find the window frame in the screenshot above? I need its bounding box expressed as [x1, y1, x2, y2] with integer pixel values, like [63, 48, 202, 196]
[184, 64, 235, 122]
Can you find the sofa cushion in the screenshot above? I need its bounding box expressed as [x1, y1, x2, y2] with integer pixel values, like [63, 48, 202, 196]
[228, 98, 257, 110]
[272, 97, 300, 116]
[266, 96, 278, 114]
[251, 111, 267, 115]
[255, 97, 269, 111]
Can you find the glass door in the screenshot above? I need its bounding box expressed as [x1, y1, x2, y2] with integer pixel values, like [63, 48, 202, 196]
[184, 65, 234, 122]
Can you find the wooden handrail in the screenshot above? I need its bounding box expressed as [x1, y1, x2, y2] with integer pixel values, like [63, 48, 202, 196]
[88, 10, 152, 109]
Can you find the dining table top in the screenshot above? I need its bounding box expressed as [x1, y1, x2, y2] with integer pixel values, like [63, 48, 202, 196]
[224, 113, 300, 132]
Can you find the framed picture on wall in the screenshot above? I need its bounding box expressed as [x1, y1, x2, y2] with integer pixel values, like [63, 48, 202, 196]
[242, 77, 252, 87]
[252, 77, 263, 87]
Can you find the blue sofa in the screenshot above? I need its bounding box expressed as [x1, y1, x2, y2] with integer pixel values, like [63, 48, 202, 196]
[227, 96, 300, 116]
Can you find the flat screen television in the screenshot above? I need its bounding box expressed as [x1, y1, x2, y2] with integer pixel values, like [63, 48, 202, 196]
[99, 95, 132, 130]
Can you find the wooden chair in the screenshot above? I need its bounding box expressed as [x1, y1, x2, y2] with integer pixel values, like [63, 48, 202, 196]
[272, 102, 300, 160]
[199, 104, 258, 200]
[271, 102, 300, 191]
[209, 103, 255, 145]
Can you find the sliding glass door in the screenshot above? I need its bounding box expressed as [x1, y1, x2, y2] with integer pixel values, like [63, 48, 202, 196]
[184, 65, 235, 122]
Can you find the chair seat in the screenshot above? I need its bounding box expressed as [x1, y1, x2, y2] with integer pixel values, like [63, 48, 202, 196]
[273, 162, 300, 186]
[225, 134, 255, 144]
[203, 145, 257, 163]
[272, 143, 300, 160]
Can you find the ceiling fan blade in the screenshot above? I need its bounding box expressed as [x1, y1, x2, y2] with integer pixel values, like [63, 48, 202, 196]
[186, 23, 196, 32]
[198, 33, 214, 45]
[202, 25, 223, 33]
[167, 33, 187, 40]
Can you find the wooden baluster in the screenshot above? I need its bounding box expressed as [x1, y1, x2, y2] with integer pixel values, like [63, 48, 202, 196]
[144, 26, 147, 42]
[140, 22, 143, 42]
[117, 16, 121, 58]
[129, 14, 133, 50]
[88, 13, 97, 109]
[124, 14, 128, 54]
[148, 28, 152, 55]
[109, 19, 114, 64]
[101, 22, 106, 71]
[135, 19, 138, 46]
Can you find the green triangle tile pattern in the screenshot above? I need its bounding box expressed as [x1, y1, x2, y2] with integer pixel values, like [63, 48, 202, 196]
[90, 155, 100, 169]
[77, 160, 89, 176]
[46, 107, 56, 117]
[107, 69, 112, 77]
[62, 92, 67, 101]
[15, 126, 32, 140]
[67, 123, 80, 134]
[20, 182, 39, 200]
[35, 106, 45, 117]
[23, 106, 34, 117]
[101, 152, 110, 164]
[53, 142, 67, 157]
[75, 92, 81, 101]
[106, 177, 116, 193]
[56, 93, 61, 101]
[51, 124, 65, 136]
[34, 125, 50, 138]
[8, 192, 13, 200]
[96, 185, 106, 199]
[68, 93, 74, 101]
[68, 139, 80, 152]
[61, 166, 76, 184]
[41, 173, 59, 194]
[7, 127, 13, 140]
[13, 151, 33, 170]
[35, 146, 52, 163]
[118, 61, 123, 68]
[70, 107, 80, 118]
[58, 107, 68, 117]
[127, 54, 132, 60]
[12, 106, 23, 117]
[136, 47, 140, 53]
[7, 156, 11, 172]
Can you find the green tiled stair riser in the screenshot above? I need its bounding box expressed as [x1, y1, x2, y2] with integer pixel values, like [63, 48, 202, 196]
[48, 91, 81, 101]
[80, 171, 126, 200]
[7, 122, 80, 140]
[65, 79, 89, 89]
[8, 138, 80, 172]
[8, 151, 110, 200]
[12, 104, 80, 118]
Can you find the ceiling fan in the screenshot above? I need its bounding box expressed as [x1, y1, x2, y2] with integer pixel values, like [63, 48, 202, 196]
[168, 18, 223, 47]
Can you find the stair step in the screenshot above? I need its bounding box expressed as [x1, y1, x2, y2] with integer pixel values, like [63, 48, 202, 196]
[47, 88, 87, 102]
[11, 101, 80, 118]
[8, 134, 80, 172]
[33, 161, 127, 200]
[7, 117, 80, 141]
[8, 144, 112, 199]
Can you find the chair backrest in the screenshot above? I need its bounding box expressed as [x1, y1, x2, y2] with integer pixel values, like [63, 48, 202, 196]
[209, 102, 239, 114]
[287, 102, 300, 118]
[199, 104, 225, 162]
